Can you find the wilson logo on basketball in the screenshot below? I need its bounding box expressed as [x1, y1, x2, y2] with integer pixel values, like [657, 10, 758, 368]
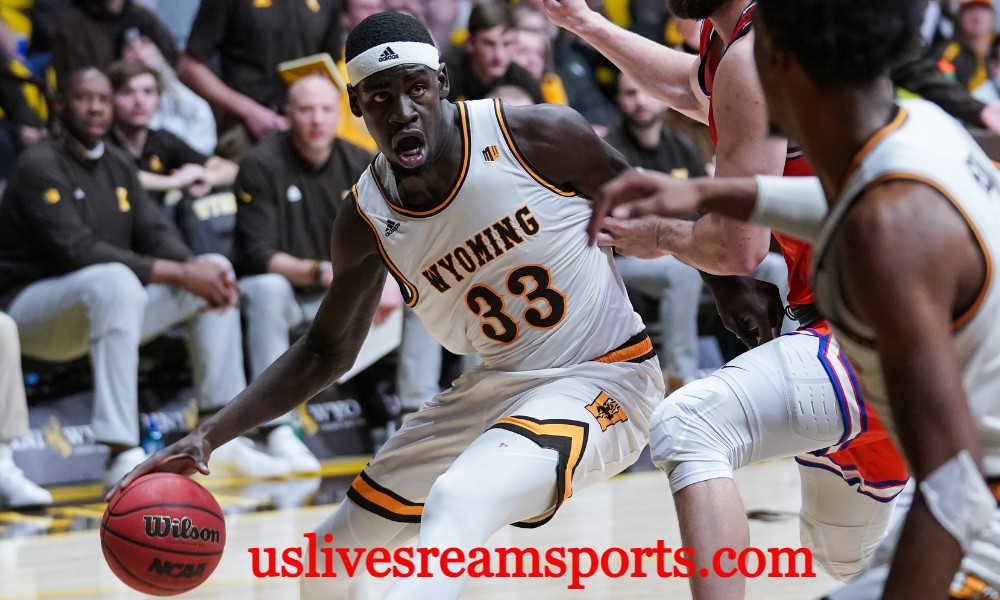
[143, 516, 222, 544]
[146, 558, 207, 579]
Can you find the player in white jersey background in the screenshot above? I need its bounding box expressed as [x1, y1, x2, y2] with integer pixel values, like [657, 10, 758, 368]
[590, 0, 1000, 598]
[107, 10, 782, 600]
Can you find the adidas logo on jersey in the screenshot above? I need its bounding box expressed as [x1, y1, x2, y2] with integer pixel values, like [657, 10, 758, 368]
[482, 145, 500, 162]
[384, 219, 400, 236]
[378, 47, 399, 62]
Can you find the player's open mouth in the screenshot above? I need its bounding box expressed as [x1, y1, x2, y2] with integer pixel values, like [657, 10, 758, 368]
[393, 132, 426, 169]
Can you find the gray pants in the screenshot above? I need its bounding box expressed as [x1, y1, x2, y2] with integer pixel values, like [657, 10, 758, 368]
[240, 274, 325, 377]
[240, 274, 324, 425]
[397, 307, 442, 412]
[615, 255, 702, 383]
[7, 259, 247, 447]
[0, 312, 28, 442]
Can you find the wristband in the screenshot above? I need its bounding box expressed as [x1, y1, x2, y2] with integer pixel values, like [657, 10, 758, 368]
[749, 175, 828, 243]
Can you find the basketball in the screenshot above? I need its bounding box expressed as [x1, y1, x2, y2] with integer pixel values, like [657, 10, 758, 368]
[100, 473, 226, 596]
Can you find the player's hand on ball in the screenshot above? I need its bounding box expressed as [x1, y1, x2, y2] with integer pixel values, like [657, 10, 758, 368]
[105, 434, 212, 502]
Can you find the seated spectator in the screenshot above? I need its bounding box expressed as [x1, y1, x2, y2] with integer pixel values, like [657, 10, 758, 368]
[106, 60, 236, 205]
[0, 45, 46, 183]
[178, 0, 342, 158]
[0, 68, 288, 486]
[234, 75, 383, 469]
[53, 0, 178, 84]
[513, 25, 569, 105]
[551, 30, 620, 134]
[120, 26, 217, 155]
[444, 2, 543, 103]
[937, 0, 996, 91]
[0, 312, 52, 508]
[603, 72, 706, 391]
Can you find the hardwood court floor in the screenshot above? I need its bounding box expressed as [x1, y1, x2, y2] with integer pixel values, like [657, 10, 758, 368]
[0, 458, 838, 599]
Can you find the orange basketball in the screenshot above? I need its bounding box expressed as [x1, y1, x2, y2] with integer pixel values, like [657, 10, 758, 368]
[101, 473, 226, 596]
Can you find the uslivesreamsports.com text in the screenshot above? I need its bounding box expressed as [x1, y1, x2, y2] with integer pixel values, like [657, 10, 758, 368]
[249, 533, 816, 590]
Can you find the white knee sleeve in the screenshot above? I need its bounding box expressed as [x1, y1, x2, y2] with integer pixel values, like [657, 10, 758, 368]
[649, 378, 749, 493]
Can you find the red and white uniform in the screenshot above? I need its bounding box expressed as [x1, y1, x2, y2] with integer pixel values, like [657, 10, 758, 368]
[697, 1, 907, 499]
[648, 3, 908, 582]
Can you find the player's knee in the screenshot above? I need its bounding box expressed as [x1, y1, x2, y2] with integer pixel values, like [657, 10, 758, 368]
[800, 513, 879, 582]
[649, 381, 744, 493]
[423, 471, 473, 528]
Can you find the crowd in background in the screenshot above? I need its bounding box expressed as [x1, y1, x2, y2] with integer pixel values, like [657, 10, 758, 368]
[0, 0, 997, 508]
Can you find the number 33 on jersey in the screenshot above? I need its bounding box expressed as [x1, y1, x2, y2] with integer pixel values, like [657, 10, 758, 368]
[353, 99, 645, 371]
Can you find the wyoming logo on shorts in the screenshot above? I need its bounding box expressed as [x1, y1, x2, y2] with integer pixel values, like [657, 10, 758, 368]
[586, 392, 628, 431]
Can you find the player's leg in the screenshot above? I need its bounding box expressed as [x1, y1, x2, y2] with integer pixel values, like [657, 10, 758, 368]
[382, 428, 559, 600]
[305, 372, 505, 599]
[650, 332, 849, 600]
[798, 464, 894, 581]
[300, 499, 418, 600]
[384, 357, 662, 600]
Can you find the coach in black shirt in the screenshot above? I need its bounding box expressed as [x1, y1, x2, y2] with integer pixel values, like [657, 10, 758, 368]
[178, 0, 343, 148]
[0, 68, 272, 486]
[234, 75, 383, 468]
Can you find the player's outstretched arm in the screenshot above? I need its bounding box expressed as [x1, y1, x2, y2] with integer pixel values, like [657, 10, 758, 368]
[541, 0, 707, 123]
[666, 39, 783, 276]
[107, 202, 388, 498]
[592, 172, 828, 246]
[837, 181, 993, 599]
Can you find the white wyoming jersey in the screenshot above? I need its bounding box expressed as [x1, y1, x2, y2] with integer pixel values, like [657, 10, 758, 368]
[353, 99, 646, 370]
[813, 100, 1000, 475]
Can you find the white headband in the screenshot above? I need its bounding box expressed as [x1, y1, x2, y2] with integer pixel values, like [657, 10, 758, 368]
[346, 41, 441, 85]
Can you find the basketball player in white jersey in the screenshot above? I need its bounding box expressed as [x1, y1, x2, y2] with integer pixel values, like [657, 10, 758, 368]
[107, 11, 780, 599]
[591, 1, 1000, 597]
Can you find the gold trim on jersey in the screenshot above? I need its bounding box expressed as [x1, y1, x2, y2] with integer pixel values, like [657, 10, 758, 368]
[493, 98, 577, 198]
[842, 108, 909, 189]
[490, 415, 588, 529]
[347, 471, 423, 523]
[592, 330, 656, 364]
[859, 173, 993, 332]
[371, 102, 471, 218]
[351, 186, 420, 307]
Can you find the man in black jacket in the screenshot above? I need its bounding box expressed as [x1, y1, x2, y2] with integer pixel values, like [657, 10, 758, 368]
[0, 68, 285, 486]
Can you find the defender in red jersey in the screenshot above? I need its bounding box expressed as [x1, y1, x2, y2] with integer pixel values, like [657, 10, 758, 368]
[545, 0, 908, 597]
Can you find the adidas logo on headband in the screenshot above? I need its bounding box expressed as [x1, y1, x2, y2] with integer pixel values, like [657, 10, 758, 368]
[347, 41, 440, 84]
[378, 47, 400, 62]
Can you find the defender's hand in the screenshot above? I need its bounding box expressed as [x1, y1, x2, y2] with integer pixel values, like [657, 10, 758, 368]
[595, 215, 670, 259]
[708, 276, 785, 348]
[590, 169, 702, 246]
